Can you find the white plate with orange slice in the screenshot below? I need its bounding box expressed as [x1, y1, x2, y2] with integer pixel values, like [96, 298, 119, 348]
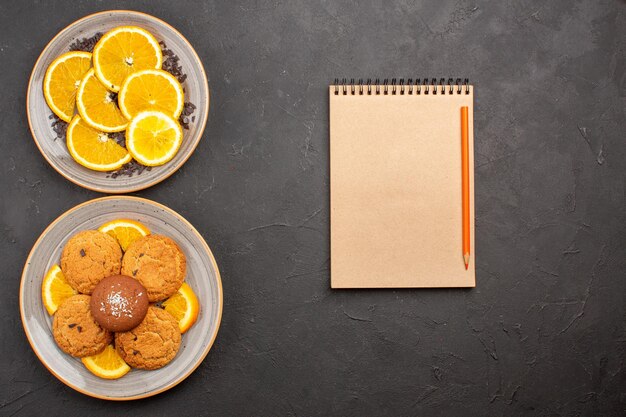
[27, 10, 209, 193]
[20, 196, 222, 400]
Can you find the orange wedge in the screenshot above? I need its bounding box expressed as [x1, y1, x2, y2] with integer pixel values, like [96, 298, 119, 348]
[125, 110, 183, 166]
[98, 219, 150, 252]
[82, 344, 131, 379]
[41, 264, 77, 315]
[76, 69, 128, 132]
[118, 69, 184, 120]
[66, 115, 132, 171]
[162, 283, 200, 333]
[93, 26, 163, 92]
[43, 51, 92, 122]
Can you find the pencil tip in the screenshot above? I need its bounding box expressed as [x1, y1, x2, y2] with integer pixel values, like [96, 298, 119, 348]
[464, 253, 470, 269]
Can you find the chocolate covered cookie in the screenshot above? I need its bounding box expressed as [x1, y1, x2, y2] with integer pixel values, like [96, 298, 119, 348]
[90, 275, 149, 332]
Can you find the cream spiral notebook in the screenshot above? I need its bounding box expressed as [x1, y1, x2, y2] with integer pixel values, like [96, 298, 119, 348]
[329, 78, 475, 288]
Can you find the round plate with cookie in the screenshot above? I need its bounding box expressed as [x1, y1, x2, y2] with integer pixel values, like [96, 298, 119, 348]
[19, 196, 222, 400]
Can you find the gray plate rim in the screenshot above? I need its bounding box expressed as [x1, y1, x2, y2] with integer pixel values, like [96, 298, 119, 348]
[19, 196, 223, 400]
[26, 10, 210, 194]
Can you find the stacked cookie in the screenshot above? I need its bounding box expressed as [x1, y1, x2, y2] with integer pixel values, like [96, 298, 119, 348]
[49, 227, 194, 376]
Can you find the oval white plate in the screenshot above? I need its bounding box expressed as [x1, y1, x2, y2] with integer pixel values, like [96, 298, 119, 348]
[20, 196, 222, 400]
[27, 10, 210, 193]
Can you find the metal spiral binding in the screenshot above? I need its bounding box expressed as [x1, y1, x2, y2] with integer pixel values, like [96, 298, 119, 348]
[333, 78, 470, 95]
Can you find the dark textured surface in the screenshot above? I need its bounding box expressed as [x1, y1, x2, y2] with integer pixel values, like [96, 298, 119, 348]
[1, 1, 625, 415]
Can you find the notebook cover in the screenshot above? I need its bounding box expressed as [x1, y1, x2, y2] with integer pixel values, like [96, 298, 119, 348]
[329, 85, 475, 288]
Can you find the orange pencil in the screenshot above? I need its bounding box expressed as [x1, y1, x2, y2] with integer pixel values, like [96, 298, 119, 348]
[461, 106, 470, 270]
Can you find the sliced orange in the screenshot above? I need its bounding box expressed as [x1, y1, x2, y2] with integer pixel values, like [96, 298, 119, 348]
[93, 26, 163, 92]
[98, 219, 150, 251]
[125, 110, 183, 166]
[162, 283, 200, 333]
[118, 69, 184, 120]
[76, 69, 128, 132]
[82, 344, 131, 379]
[41, 264, 77, 315]
[66, 115, 132, 171]
[43, 51, 92, 122]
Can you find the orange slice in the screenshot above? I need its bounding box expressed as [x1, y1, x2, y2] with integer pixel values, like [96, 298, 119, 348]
[118, 69, 184, 120]
[82, 344, 131, 379]
[93, 26, 163, 92]
[41, 264, 77, 315]
[125, 110, 183, 166]
[76, 69, 128, 132]
[162, 283, 200, 333]
[98, 219, 150, 251]
[66, 115, 132, 171]
[43, 51, 92, 122]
